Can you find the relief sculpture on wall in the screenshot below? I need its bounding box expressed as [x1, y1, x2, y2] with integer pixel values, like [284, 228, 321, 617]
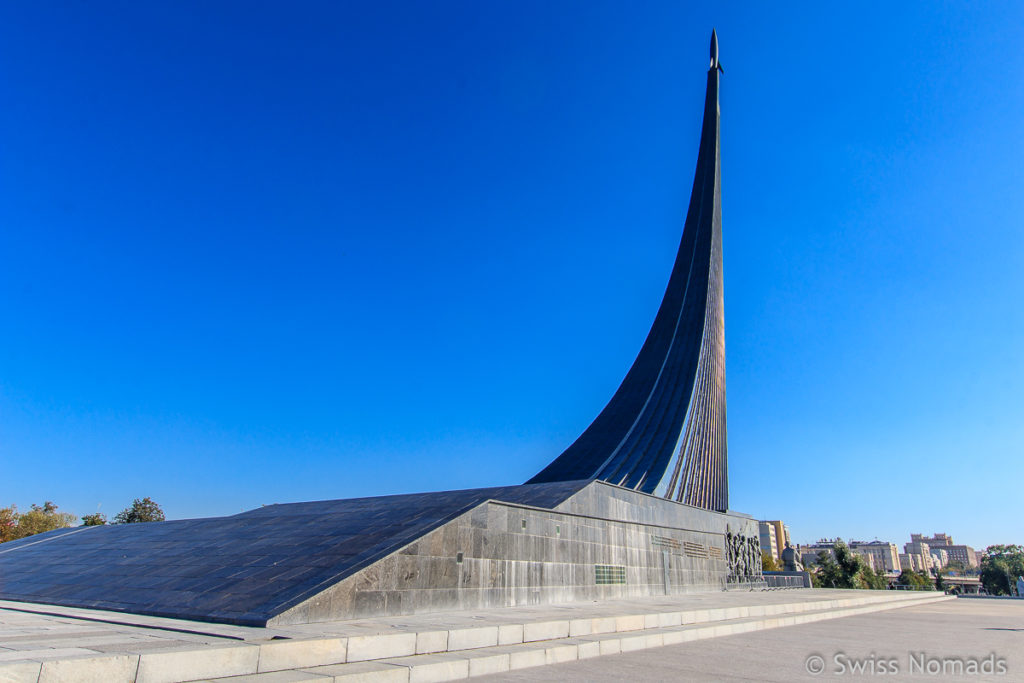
[725, 525, 763, 582]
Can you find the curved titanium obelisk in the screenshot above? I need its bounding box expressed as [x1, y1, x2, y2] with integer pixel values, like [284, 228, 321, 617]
[528, 30, 728, 512]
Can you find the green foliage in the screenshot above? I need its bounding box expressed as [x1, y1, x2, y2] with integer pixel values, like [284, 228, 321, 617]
[17, 502, 78, 538]
[805, 540, 886, 590]
[762, 551, 780, 572]
[834, 541, 867, 587]
[0, 506, 18, 543]
[81, 512, 107, 526]
[980, 544, 1024, 596]
[0, 502, 76, 542]
[0, 498, 170, 542]
[935, 570, 945, 591]
[113, 497, 165, 524]
[945, 560, 968, 575]
[897, 569, 933, 590]
[812, 552, 843, 588]
[859, 565, 888, 590]
[810, 540, 868, 589]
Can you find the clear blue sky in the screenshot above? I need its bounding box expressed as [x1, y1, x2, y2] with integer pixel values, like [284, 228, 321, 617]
[2, 2, 1021, 550]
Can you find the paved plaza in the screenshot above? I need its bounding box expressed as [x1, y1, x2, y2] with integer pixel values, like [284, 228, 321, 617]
[478, 597, 1023, 682]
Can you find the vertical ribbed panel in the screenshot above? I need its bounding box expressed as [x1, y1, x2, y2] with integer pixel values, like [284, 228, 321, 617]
[527, 41, 728, 513]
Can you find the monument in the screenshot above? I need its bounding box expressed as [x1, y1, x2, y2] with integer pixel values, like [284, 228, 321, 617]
[528, 29, 728, 512]
[0, 31, 762, 627]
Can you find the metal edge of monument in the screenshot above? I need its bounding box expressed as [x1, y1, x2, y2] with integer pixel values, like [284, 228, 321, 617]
[527, 28, 728, 512]
[0, 30, 764, 627]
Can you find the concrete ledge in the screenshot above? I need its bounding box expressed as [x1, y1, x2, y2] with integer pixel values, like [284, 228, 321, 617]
[466, 653, 508, 677]
[619, 634, 647, 652]
[446, 627, 497, 651]
[302, 661, 408, 682]
[318, 597, 951, 683]
[568, 618, 591, 637]
[347, 634, 417, 663]
[199, 671, 332, 682]
[613, 615, 645, 633]
[543, 643, 577, 665]
[590, 617, 616, 635]
[522, 620, 569, 643]
[505, 646, 545, 670]
[576, 640, 601, 659]
[0, 661, 42, 683]
[38, 654, 138, 683]
[381, 654, 468, 683]
[137, 645, 260, 683]
[495, 624, 522, 646]
[414, 631, 448, 655]
[0, 591, 953, 683]
[258, 638, 347, 673]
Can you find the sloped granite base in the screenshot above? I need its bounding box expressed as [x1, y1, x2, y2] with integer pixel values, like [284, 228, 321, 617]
[271, 480, 760, 625]
[0, 480, 759, 626]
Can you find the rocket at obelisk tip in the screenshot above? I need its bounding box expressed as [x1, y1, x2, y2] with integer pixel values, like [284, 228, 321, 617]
[710, 29, 723, 73]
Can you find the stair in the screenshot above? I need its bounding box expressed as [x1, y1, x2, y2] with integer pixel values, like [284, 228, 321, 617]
[185, 592, 953, 683]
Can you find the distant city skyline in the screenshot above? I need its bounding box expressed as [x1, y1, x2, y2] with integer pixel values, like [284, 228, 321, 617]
[2, 3, 1022, 550]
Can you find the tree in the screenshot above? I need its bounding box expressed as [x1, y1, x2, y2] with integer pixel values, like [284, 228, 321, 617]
[81, 512, 107, 526]
[980, 545, 1024, 596]
[17, 502, 77, 537]
[0, 506, 18, 543]
[762, 551, 780, 572]
[832, 540, 867, 589]
[806, 540, 883, 590]
[812, 552, 843, 588]
[897, 569, 932, 590]
[810, 540, 862, 589]
[859, 565, 888, 590]
[945, 559, 968, 575]
[113, 497, 165, 524]
[0, 502, 76, 542]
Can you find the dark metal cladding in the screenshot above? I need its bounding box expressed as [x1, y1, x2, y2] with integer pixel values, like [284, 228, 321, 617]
[528, 31, 728, 512]
[0, 480, 590, 626]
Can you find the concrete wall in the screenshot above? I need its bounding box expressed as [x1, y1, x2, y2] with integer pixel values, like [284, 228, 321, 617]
[272, 481, 760, 625]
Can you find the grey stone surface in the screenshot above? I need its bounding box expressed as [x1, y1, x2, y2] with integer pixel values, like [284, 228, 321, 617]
[256, 638, 347, 672]
[136, 645, 259, 683]
[474, 597, 1021, 682]
[0, 481, 589, 626]
[197, 672, 331, 683]
[445, 627, 496, 651]
[377, 653, 468, 683]
[0, 661, 42, 683]
[302, 661, 407, 682]
[346, 633, 416, 663]
[0, 480, 757, 628]
[273, 481, 760, 624]
[413, 631, 448, 655]
[0, 590, 947, 682]
[37, 654, 138, 683]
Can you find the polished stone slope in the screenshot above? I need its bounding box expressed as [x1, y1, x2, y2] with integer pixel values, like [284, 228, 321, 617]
[0, 480, 590, 626]
[271, 480, 759, 625]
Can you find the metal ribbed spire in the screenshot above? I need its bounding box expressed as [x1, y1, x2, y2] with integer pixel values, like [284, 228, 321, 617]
[528, 31, 728, 512]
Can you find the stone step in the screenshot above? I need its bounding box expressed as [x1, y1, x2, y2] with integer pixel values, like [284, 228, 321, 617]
[0, 592, 951, 683]
[193, 593, 952, 683]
